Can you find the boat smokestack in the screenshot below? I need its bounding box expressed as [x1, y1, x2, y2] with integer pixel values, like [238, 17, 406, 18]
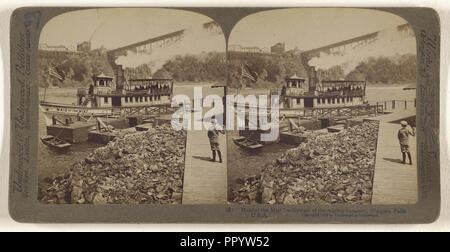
[308, 66, 317, 92]
[115, 65, 125, 90]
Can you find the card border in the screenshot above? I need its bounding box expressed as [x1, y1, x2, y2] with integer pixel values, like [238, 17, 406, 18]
[8, 7, 441, 223]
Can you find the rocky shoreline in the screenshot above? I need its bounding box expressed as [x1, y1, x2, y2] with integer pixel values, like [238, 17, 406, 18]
[229, 121, 380, 205]
[39, 125, 186, 204]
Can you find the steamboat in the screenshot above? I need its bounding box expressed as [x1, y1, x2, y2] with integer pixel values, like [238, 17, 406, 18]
[280, 66, 366, 110]
[39, 68, 174, 126]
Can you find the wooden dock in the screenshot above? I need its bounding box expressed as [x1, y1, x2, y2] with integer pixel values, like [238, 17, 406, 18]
[371, 110, 418, 204]
[182, 112, 227, 207]
[182, 124, 227, 204]
[178, 85, 227, 204]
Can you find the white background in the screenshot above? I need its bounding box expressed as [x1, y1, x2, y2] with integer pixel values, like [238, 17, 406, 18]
[0, 0, 449, 232]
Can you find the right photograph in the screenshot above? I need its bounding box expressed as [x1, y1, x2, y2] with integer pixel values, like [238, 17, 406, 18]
[227, 8, 418, 205]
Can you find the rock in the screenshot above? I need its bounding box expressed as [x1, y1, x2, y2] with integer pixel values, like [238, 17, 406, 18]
[71, 186, 83, 200]
[93, 193, 107, 204]
[156, 193, 167, 199]
[346, 195, 357, 201]
[77, 197, 85, 204]
[247, 191, 257, 201]
[85, 156, 96, 164]
[56, 190, 67, 200]
[126, 183, 134, 190]
[171, 192, 182, 201]
[262, 179, 274, 188]
[283, 194, 297, 205]
[362, 194, 372, 202]
[150, 165, 159, 172]
[262, 187, 274, 203]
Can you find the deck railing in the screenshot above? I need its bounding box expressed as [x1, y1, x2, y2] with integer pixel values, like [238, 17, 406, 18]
[77, 88, 87, 96]
[376, 99, 416, 112]
[237, 103, 384, 119]
[299, 104, 384, 118]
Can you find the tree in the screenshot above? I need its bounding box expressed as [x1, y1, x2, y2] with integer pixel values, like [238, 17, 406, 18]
[345, 54, 416, 84]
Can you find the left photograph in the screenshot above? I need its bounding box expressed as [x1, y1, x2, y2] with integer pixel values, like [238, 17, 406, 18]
[38, 8, 226, 204]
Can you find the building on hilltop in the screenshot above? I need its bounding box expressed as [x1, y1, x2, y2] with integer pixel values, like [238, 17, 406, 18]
[38, 43, 70, 52]
[229, 44, 243, 52]
[77, 41, 91, 52]
[242, 46, 262, 53]
[271, 42, 285, 54]
[229, 44, 265, 54]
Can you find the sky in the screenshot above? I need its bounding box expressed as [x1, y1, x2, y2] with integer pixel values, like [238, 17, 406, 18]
[229, 8, 411, 51]
[39, 8, 225, 51]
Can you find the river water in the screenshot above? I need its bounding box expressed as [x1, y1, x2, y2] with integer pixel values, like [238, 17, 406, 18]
[38, 90, 100, 183]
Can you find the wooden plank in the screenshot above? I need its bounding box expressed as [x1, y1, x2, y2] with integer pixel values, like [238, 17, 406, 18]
[288, 118, 299, 130]
[96, 117, 111, 131]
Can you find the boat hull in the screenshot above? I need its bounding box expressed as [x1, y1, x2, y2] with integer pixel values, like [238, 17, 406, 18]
[39, 102, 114, 117]
[39, 102, 115, 126]
[40, 135, 72, 150]
[233, 136, 264, 151]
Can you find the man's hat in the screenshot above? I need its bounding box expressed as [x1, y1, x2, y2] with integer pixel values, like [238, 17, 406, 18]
[400, 120, 408, 126]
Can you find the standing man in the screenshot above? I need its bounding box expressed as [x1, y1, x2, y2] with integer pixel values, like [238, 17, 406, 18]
[207, 117, 225, 163]
[398, 120, 415, 165]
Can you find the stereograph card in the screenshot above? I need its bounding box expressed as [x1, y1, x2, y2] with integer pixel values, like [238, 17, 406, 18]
[8, 7, 440, 223]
